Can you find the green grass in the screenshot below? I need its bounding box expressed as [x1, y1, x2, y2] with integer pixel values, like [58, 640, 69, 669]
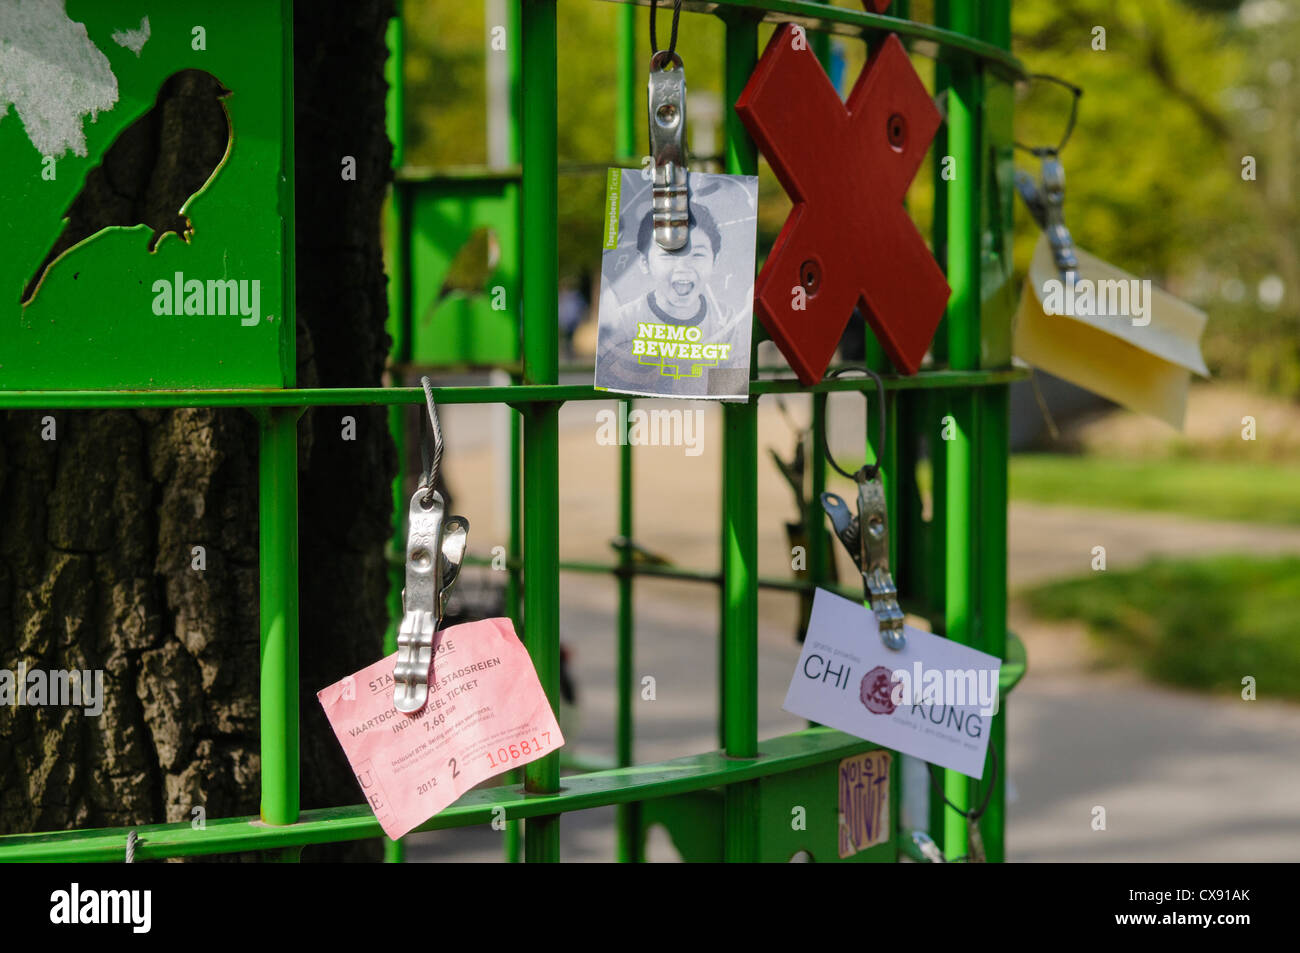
[1022, 554, 1300, 700]
[1009, 455, 1300, 525]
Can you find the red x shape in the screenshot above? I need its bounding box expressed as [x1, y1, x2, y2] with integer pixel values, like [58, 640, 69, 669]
[735, 27, 949, 381]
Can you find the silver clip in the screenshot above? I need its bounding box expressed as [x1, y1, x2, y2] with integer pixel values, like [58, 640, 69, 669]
[648, 50, 688, 251]
[1015, 154, 1078, 281]
[393, 488, 469, 714]
[911, 831, 947, 863]
[820, 471, 905, 651]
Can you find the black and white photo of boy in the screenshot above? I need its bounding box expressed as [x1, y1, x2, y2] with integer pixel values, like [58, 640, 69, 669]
[595, 169, 758, 399]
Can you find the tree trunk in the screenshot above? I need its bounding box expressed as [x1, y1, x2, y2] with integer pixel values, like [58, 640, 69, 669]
[0, 0, 396, 860]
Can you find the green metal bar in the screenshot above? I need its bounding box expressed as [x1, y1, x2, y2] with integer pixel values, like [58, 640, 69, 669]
[382, 405, 406, 867]
[807, 392, 828, 608]
[500, 0, 524, 863]
[596, 0, 1027, 81]
[978, 384, 1009, 861]
[255, 407, 303, 828]
[507, 0, 523, 165]
[383, 3, 408, 867]
[721, 10, 760, 864]
[0, 729, 881, 862]
[617, 3, 637, 159]
[520, 0, 561, 863]
[811, 0, 832, 71]
[721, 397, 758, 759]
[505, 397, 524, 863]
[928, 0, 951, 850]
[977, 0, 1012, 865]
[937, 0, 980, 862]
[615, 402, 640, 861]
[0, 370, 1025, 411]
[614, 2, 641, 863]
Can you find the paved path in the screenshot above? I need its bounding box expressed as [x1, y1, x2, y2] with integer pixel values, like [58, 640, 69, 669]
[404, 393, 1300, 862]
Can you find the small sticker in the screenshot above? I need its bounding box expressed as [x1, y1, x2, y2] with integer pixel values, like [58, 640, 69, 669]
[838, 750, 891, 858]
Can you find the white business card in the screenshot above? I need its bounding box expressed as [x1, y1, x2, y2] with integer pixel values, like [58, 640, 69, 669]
[783, 589, 1002, 779]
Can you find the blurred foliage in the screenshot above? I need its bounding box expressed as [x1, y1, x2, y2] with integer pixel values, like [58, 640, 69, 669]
[1024, 554, 1300, 700]
[397, 0, 1299, 393]
[1009, 453, 1300, 523]
[1013, 0, 1300, 397]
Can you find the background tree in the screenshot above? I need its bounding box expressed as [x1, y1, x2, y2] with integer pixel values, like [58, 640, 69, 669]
[0, 0, 396, 859]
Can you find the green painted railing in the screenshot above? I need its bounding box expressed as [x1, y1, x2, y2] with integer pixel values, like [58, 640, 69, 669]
[0, 0, 1022, 863]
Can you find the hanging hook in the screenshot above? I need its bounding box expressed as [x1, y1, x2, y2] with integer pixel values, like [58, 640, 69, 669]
[648, 0, 689, 251]
[822, 366, 887, 482]
[649, 0, 683, 59]
[1012, 75, 1083, 282]
[395, 379, 469, 714]
[818, 367, 904, 650]
[418, 375, 444, 507]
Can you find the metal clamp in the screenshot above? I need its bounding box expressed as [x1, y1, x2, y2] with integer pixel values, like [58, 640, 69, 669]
[821, 472, 905, 651]
[1015, 154, 1078, 280]
[394, 488, 469, 714]
[648, 50, 688, 251]
[819, 367, 903, 650]
[911, 831, 947, 863]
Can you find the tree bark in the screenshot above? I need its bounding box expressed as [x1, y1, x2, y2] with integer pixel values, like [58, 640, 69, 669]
[0, 0, 396, 860]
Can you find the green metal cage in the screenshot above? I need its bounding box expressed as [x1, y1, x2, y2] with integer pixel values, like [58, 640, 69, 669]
[0, 0, 1026, 863]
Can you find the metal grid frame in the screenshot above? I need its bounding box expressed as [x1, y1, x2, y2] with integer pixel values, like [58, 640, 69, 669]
[0, 0, 1025, 863]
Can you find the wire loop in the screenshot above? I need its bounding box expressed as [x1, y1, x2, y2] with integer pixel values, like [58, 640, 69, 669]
[1013, 72, 1083, 157]
[822, 366, 888, 483]
[650, 0, 684, 58]
[926, 740, 999, 823]
[418, 375, 443, 507]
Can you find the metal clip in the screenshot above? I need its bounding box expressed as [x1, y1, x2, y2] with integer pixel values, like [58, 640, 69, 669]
[393, 488, 469, 714]
[1015, 154, 1078, 280]
[820, 470, 905, 651]
[911, 831, 947, 863]
[648, 50, 688, 251]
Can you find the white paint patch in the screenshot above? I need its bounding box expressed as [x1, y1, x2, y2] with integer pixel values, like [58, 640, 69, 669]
[112, 15, 150, 56]
[0, 0, 119, 157]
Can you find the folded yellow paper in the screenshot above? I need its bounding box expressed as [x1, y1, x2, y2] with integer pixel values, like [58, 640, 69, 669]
[1013, 234, 1209, 429]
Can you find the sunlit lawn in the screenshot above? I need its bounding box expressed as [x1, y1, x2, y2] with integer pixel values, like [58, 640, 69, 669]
[1022, 554, 1300, 701]
[1009, 455, 1300, 525]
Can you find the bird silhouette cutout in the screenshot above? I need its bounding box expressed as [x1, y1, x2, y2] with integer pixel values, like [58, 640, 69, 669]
[21, 69, 233, 305]
[422, 225, 501, 322]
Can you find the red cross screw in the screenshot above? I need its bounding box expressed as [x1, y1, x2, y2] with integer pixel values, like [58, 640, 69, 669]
[735, 27, 950, 381]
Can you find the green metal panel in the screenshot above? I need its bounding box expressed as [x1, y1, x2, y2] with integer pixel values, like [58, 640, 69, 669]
[0, 0, 295, 389]
[402, 173, 521, 367]
[755, 751, 895, 862]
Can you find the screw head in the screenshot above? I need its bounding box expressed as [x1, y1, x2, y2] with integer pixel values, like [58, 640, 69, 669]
[655, 103, 680, 128]
[887, 113, 907, 150]
[799, 259, 822, 295]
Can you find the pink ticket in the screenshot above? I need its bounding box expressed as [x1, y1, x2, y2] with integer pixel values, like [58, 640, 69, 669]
[318, 617, 564, 840]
